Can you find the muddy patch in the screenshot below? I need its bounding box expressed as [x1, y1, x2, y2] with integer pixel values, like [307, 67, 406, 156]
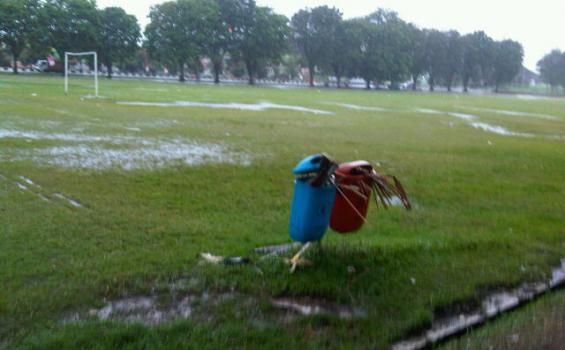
[117, 100, 333, 115]
[392, 258, 565, 350]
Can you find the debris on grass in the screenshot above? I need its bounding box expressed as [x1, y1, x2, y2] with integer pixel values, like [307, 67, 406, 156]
[391, 258, 565, 350]
[200, 253, 250, 266]
[254, 243, 301, 255]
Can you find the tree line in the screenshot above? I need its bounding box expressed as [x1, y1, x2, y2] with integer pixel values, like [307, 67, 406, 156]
[0, 0, 556, 91]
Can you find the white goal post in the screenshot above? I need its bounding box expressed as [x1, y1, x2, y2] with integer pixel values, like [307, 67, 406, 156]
[64, 51, 98, 97]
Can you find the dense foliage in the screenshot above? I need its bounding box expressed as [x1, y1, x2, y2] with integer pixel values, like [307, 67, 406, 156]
[0, 0, 532, 90]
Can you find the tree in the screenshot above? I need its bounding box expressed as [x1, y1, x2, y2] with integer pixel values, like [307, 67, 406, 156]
[491, 39, 523, 92]
[367, 9, 413, 87]
[407, 25, 426, 90]
[345, 18, 379, 89]
[228, 1, 289, 85]
[537, 50, 565, 90]
[291, 6, 342, 87]
[98, 7, 140, 79]
[145, 0, 209, 82]
[322, 19, 351, 88]
[0, 0, 40, 74]
[423, 29, 447, 92]
[461, 31, 494, 92]
[39, 0, 100, 56]
[441, 31, 463, 92]
[201, 0, 231, 84]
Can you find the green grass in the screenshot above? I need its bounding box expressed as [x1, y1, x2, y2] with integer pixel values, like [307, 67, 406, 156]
[1, 74, 564, 348]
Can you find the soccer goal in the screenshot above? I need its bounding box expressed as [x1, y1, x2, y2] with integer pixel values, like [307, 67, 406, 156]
[64, 51, 98, 97]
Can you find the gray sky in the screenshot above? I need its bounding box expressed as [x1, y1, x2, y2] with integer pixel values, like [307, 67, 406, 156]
[97, 0, 565, 71]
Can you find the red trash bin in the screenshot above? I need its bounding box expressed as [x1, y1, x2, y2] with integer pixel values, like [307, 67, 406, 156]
[330, 161, 373, 233]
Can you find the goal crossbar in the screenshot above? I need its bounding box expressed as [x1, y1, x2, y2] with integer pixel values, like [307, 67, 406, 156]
[64, 51, 98, 97]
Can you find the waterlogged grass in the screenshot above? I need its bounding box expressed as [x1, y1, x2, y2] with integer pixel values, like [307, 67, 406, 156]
[1, 74, 564, 348]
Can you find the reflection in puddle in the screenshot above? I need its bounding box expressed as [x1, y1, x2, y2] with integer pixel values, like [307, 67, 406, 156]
[392, 258, 565, 350]
[117, 100, 333, 115]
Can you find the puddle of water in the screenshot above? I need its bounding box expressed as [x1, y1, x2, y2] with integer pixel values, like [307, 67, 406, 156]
[2, 128, 251, 170]
[414, 108, 443, 115]
[53, 193, 82, 208]
[76, 291, 238, 326]
[117, 100, 333, 115]
[391, 258, 565, 350]
[15, 182, 28, 191]
[412, 109, 555, 139]
[334, 103, 390, 112]
[271, 298, 365, 319]
[446, 112, 477, 121]
[20, 142, 251, 171]
[514, 94, 549, 101]
[0, 129, 121, 143]
[18, 175, 38, 187]
[470, 122, 535, 138]
[464, 107, 559, 121]
[94, 296, 192, 326]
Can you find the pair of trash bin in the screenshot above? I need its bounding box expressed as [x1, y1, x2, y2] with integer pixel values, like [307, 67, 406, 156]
[289, 154, 374, 243]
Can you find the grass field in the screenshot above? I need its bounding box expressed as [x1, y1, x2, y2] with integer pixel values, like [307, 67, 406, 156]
[1, 74, 564, 349]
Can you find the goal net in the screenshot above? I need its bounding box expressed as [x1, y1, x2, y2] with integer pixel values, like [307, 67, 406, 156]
[64, 51, 98, 97]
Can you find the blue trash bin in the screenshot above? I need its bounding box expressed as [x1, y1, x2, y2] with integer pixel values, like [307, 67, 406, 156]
[289, 155, 337, 243]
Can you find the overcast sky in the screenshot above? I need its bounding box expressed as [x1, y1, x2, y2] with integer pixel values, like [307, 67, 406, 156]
[97, 0, 565, 72]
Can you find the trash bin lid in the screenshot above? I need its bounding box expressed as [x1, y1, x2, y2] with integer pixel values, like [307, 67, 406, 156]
[293, 154, 327, 174]
[335, 160, 372, 176]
